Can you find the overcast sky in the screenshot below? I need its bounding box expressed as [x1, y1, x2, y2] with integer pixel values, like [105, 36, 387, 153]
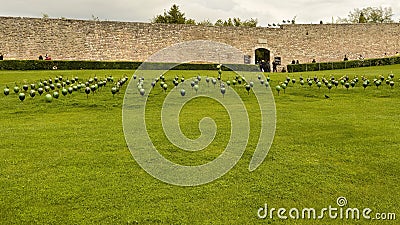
[1, 0, 399, 26]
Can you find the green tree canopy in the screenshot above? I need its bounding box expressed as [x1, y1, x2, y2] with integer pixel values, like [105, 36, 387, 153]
[214, 19, 224, 26]
[152, 4, 193, 24]
[215, 17, 258, 27]
[338, 7, 394, 23]
[358, 12, 367, 23]
[152, 4, 258, 27]
[197, 20, 213, 26]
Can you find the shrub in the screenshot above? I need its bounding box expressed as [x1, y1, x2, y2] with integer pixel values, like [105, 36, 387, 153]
[287, 56, 400, 73]
[0, 60, 259, 72]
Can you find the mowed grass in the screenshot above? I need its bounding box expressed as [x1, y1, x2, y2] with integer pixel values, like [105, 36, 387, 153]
[0, 66, 399, 224]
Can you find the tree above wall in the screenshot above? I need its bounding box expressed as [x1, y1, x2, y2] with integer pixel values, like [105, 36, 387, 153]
[152, 4, 193, 24]
[337, 7, 394, 23]
[151, 4, 258, 27]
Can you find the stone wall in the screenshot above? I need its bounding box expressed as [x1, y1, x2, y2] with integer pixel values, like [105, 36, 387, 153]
[0, 16, 399, 66]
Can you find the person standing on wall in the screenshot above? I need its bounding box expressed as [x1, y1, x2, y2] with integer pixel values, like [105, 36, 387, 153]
[0, 53, 3, 60]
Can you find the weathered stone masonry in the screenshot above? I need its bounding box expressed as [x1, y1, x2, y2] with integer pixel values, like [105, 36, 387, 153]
[0, 16, 399, 66]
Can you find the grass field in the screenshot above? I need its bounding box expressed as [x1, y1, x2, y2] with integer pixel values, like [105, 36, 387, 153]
[0, 65, 399, 224]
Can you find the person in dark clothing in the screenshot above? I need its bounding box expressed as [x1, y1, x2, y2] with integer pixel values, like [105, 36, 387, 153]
[272, 61, 278, 72]
[265, 61, 271, 72]
[0, 53, 3, 60]
[259, 60, 271, 72]
[38, 55, 43, 60]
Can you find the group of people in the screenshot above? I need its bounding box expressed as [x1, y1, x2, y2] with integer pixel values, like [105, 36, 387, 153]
[258, 60, 284, 73]
[387, 52, 399, 57]
[38, 54, 51, 60]
[344, 54, 364, 61]
[258, 60, 270, 72]
[258, 60, 279, 73]
[0, 53, 52, 60]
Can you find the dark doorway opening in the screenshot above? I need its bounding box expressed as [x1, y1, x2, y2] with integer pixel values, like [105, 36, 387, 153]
[255, 48, 271, 72]
[255, 48, 270, 64]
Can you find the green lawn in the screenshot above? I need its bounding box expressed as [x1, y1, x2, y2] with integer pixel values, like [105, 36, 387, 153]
[0, 66, 399, 224]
